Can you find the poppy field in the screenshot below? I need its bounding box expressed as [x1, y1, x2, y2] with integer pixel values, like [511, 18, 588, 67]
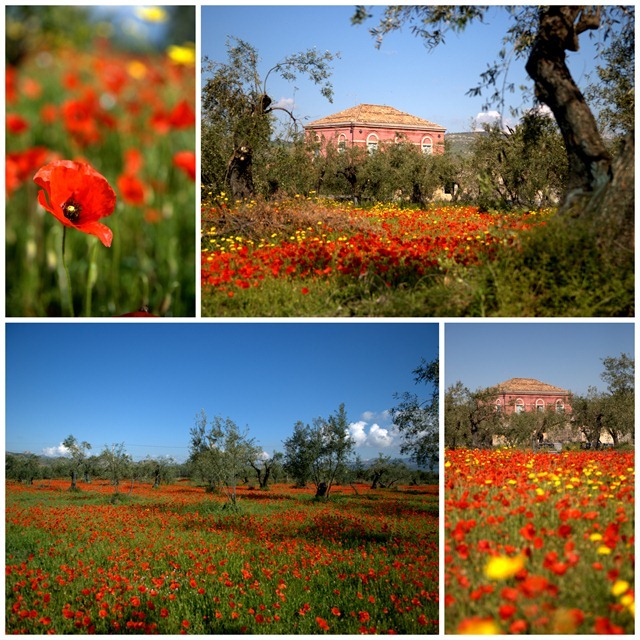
[445, 449, 634, 634]
[6, 480, 438, 634]
[5, 8, 196, 317]
[201, 197, 552, 317]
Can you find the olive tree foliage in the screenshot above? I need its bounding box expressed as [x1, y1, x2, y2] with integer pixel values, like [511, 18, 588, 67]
[189, 410, 260, 509]
[572, 353, 634, 448]
[201, 37, 338, 199]
[585, 15, 634, 142]
[6, 453, 43, 486]
[282, 420, 317, 488]
[390, 358, 438, 469]
[62, 434, 91, 490]
[367, 454, 411, 489]
[444, 382, 500, 449]
[471, 112, 568, 210]
[282, 404, 354, 498]
[498, 406, 568, 448]
[352, 6, 633, 225]
[571, 387, 611, 449]
[600, 353, 634, 445]
[98, 443, 132, 494]
[141, 455, 176, 488]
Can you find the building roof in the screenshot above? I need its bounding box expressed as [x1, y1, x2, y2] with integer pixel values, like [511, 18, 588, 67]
[306, 103, 445, 131]
[495, 378, 570, 395]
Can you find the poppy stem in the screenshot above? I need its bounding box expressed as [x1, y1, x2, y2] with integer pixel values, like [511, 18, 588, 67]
[85, 240, 98, 317]
[61, 227, 75, 317]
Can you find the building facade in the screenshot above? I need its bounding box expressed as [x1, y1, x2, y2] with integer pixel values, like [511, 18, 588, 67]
[492, 377, 572, 416]
[305, 103, 446, 155]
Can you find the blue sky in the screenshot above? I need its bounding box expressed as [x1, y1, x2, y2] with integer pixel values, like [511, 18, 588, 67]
[445, 323, 634, 396]
[6, 322, 438, 462]
[201, 5, 603, 133]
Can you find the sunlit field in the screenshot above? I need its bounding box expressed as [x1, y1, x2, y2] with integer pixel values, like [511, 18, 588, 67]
[6, 20, 196, 316]
[6, 480, 438, 634]
[445, 449, 634, 634]
[201, 197, 552, 317]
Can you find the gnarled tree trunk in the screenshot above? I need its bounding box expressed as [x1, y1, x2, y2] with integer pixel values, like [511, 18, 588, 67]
[526, 6, 633, 258]
[525, 7, 612, 200]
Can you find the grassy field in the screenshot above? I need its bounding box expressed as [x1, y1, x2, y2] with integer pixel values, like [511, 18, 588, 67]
[201, 197, 633, 317]
[6, 37, 195, 317]
[445, 449, 634, 634]
[6, 480, 438, 634]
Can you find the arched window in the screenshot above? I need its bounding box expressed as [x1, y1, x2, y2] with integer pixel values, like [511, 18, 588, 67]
[515, 398, 525, 414]
[555, 400, 565, 414]
[421, 136, 433, 155]
[495, 399, 502, 413]
[536, 399, 545, 413]
[366, 133, 379, 154]
[337, 134, 347, 153]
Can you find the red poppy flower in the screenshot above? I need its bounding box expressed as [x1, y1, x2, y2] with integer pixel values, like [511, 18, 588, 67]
[7, 113, 29, 134]
[117, 173, 146, 205]
[173, 151, 195, 180]
[315, 617, 330, 631]
[123, 148, 144, 175]
[6, 147, 51, 197]
[168, 99, 195, 128]
[34, 160, 117, 247]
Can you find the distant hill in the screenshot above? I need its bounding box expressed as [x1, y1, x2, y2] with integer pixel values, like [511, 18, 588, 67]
[445, 131, 486, 156]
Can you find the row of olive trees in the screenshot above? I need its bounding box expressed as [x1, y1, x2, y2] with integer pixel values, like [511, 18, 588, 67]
[445, 353, 634, 449]
[189, 357, 438, 506]
[6, 439, 179, 492]
[203, 114, 569, 209]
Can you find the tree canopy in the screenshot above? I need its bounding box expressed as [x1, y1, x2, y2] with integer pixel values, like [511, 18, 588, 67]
[352, 5, 634, 216]
[201, 37, 338, 199]
[391, 358, 439, 468]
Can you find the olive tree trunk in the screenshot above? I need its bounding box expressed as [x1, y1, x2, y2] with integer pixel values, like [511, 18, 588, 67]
[525, 6, 612, 200]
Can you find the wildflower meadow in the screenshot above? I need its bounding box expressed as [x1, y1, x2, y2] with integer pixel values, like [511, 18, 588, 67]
[5, 7, 196, 316]
[445, 448, 634, 634]
[6, 480, 438, 634]
[201, 196, 555, 317]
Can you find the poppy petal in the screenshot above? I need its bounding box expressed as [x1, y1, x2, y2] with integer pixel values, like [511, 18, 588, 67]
[76, 220, 113, 247]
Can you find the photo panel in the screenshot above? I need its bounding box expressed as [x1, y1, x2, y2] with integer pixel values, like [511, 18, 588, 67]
[6, 6, 196, 317]
[6, 321, 440, 634]
[200, 5, 633, 318]
[443, 322, 634, 635]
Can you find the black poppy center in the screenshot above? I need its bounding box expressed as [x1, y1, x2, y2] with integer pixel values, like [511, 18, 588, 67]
[62, 198, 82, 223]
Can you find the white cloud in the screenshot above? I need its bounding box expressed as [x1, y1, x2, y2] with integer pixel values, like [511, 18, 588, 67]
[42, 443, 70, 457]
[474, 110, 502, 131]
[272, 97, 296, 111]
[349, 420, 396, 449]
[348, 421, 368, 447]
[527, 104, 555, 120]
[368, 424, 394, 448]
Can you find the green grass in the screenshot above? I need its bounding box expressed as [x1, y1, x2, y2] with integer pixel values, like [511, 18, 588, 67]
[6, 481, 438, 634]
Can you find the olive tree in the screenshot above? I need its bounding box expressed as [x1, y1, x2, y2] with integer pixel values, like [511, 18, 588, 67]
[445, 382, 501, 450]
[62, 434, 91, 490]
[202, 37, 338, 199]
[189, 410, 260, 509]
[283, 404, 354, 498]
[98, 443, 132, 494]
[391, 358, 438, 468]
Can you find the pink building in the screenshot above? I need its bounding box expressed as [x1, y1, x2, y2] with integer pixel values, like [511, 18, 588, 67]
[492, 378, 572, 415]
[305, 103, 446, 155]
